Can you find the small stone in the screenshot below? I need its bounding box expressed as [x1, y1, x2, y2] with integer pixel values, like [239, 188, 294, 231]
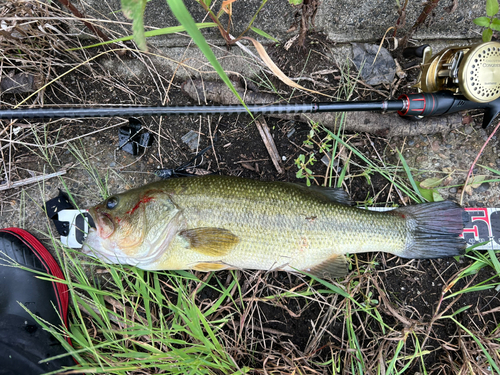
[449, 187, 457, 194]
[464, 126, 474, 135]
[408, 139, 415, 146]
[476, 182, 490, 193]
[431, 141, 440, 152]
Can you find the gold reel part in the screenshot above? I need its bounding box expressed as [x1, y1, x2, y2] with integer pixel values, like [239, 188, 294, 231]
[419, 41, 500, 103]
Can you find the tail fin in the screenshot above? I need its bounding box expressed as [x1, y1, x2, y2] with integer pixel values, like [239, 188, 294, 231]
[394, 201, 466, 259]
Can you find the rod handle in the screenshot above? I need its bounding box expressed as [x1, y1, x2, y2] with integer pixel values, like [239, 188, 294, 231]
[402, 44, 430, 59]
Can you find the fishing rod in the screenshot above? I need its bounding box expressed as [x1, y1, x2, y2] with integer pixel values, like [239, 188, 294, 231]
[2, 42, 500, 128]
[1, 91, 500, 128]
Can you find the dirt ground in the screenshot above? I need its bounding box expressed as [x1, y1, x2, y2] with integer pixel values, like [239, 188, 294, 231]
[1, 2, 500, 374]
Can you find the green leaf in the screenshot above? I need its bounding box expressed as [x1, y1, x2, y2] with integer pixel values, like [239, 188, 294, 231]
[491, 17, 500, 30]
[486, 0, 499, 17]
[418, 186, 435, 202]
[419, 177, 443, 189]
[473, 16, 492, 27]
[121, 0, 148, 51]
[288, 0, 303, 4]
[432, 190, 444, 202]
[250, 27, 279, 42]
[165, 0, 249, 112]
[483, 28, 494, 42]
[469, 174, 486, 188]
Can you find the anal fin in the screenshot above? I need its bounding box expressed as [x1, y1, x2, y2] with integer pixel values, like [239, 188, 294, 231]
[304, 254, 349, 279]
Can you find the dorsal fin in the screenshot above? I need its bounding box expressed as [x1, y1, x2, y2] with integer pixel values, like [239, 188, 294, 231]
[284, 183, 352, 205]
[307, 185, 352, 205]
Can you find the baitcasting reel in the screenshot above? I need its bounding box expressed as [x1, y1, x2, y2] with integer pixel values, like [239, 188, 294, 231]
[413, 41, 500, 103]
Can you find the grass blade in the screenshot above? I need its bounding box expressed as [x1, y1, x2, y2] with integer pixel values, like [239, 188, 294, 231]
[250, 26, 278, 42]
[166, 0, 249, 112]
[397, 150, 424, 202]
[70, 22, 218, 50]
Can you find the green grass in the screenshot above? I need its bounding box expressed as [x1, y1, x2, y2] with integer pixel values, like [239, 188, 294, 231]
[39, 244, 247, 374]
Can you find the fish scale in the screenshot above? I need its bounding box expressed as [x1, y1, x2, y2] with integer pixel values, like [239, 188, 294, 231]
[83, 175, 465, 279]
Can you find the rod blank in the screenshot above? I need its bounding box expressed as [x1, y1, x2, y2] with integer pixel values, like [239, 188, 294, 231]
[0, 101, 405, 120]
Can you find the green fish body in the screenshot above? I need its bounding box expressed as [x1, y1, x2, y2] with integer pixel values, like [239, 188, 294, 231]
[83, 175, 465, 278]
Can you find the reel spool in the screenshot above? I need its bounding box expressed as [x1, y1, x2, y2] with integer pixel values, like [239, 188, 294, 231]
[416, 41, 500, 103]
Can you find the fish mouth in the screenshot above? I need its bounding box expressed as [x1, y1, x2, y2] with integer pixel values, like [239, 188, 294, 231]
[82, 227, 141, 266]
[82, 209, 133, 265]
[87, 207, 115, 239]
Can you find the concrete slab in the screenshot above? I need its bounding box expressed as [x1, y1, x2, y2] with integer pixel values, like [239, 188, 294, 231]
[316, 0, 484, 42]
[78, 0, 486, 45]
[74, 0, 488, 79]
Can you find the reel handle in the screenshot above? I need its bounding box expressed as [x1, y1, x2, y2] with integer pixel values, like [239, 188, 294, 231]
[398, 91, 500, 128]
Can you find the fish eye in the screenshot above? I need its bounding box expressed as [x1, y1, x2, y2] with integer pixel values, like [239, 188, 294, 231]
[106, 197, 119, 210]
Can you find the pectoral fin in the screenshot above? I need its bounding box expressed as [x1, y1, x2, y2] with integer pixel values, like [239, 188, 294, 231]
[180, 227, 239, 256]
[304, 254, 349, 279]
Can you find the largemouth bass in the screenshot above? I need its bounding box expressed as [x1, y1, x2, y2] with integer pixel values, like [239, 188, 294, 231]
[82, 175, 465, 278]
